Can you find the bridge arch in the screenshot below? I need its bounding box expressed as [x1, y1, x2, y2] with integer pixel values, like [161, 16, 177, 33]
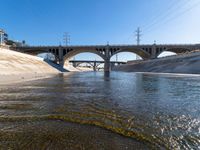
[111, 48, 150, 60]
[37, 52, 56, 60]
[19, 49, 50, 56]
[157, 51, 177, 58]
[63, 49, 106, 64]
[74, 62, 94, 67]
[156, 48, 191, 58]
[37, 52, 59, 63]
[110, 52, 142, 62]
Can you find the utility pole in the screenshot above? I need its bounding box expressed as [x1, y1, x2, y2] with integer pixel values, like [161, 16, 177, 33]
[63, 32, 70, 46]
[135, 27, 142, 60]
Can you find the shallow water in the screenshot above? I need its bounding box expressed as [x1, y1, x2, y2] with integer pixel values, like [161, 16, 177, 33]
[0, 72, 200, 149]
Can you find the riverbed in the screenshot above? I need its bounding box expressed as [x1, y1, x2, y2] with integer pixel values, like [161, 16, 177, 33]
[0, 72, 200, 149]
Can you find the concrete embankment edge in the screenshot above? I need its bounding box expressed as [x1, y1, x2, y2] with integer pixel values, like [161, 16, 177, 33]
[0, 47, 61, 85]
[114, 52, 200, 74]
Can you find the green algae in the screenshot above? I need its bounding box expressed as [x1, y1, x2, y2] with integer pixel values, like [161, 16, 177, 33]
[0, 103, 34, 110]
[0, 114, 168, 149]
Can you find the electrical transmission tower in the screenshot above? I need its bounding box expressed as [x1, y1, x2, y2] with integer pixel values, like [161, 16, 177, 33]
[63, 32, 70, 46]
[136, 27, 142, 45]
[135, 27, 142, 60]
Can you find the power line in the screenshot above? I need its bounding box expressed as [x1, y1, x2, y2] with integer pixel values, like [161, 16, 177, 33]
[125, 0, 190, 43]
[142, 0, 190, 31]
[125, 0, 184, 43]
[144, 0, 200, 34]
[142, 0, 179, 29]
[143, 0, 193, 33]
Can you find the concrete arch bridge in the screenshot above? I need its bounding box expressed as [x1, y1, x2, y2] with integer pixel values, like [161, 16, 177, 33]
[14, 44, 200, 72]
[69, 60, 126, 71]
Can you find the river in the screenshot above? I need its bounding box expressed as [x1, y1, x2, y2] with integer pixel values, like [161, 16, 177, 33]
[0, 72, 200, 149]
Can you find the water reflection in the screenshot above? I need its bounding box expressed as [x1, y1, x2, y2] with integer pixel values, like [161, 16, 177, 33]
[0, 72, 200, 149]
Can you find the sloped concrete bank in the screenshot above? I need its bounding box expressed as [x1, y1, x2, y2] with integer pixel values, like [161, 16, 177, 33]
[0, 48, 61, 85]
[113, 52, 200, 74]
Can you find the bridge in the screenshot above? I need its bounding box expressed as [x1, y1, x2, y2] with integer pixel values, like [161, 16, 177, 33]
[69, 60, 126, 71]
[13, 43, 200, 72]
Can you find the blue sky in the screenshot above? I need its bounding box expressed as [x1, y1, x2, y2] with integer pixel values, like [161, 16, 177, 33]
[1, 0, 200, 61]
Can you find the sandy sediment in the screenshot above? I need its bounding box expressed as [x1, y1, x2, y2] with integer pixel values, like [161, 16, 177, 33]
[114, 52, 200, 74]
[0, 47, 60, 85]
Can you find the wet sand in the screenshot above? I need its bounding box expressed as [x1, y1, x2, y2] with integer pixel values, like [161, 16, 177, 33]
[0, 73, 153, 150]
[0, 120, 148, 150]
[0, 73, 56, 85]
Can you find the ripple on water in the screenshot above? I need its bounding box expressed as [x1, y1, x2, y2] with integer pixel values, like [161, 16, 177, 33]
[0, 72, 200, 149]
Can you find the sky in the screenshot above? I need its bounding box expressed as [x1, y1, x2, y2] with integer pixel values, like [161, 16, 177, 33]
[1, 0, 200, 61]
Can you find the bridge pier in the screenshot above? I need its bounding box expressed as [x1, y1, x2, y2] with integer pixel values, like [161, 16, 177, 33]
[58, 46, 64, 67]
[93, 66, 97, 71]
[93, 61, 97, 71]
[72, 62, 77, 68]
[151, 44, 157, 59]
[104, 44, 111, 72]
[59, 60, 64, 67]
[104, 59, 110, 72]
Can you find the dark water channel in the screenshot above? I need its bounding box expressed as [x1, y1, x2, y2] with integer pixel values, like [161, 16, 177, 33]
[0, 72, 200, 149]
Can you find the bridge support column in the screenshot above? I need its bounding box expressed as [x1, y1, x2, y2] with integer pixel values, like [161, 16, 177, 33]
[151, 44, 157, 59]
[104, 59, 110, 72]
[93, 66, 97, 71]
[58, 46, 64, 67]
[72, 62, 77, 68]
[93, 61, 97, 71]
[59, 60, 64, 67]
[104, 44, 111, 72]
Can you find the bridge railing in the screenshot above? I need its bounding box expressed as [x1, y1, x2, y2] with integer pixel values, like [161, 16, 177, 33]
[16, 43, 200, 48]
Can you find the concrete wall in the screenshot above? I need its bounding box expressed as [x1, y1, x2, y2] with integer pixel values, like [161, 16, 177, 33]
[0, 48, 59, 75]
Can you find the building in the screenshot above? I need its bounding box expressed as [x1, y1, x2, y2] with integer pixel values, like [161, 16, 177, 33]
[0, 29, 8, 45]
